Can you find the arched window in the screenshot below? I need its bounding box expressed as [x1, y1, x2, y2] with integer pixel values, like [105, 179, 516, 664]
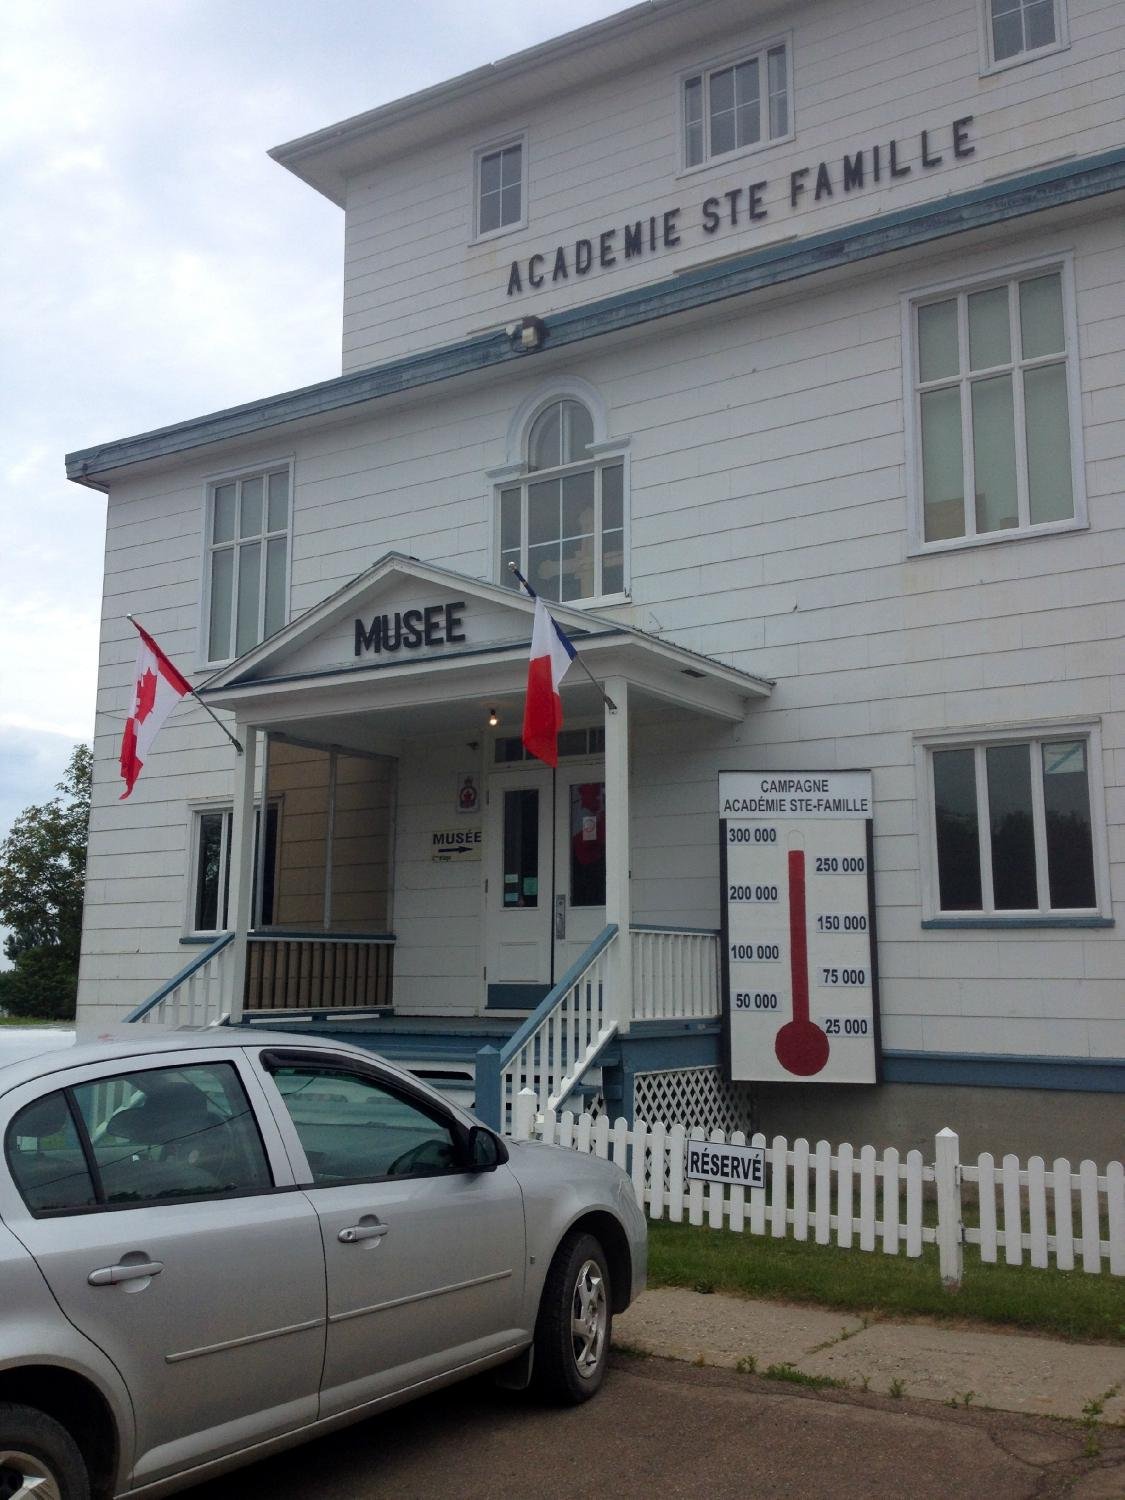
[498, 397, 626, 604]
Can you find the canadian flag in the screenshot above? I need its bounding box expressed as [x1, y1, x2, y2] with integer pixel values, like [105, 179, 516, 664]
[119, 622, 192, 799]
[522, 595, 577, 768]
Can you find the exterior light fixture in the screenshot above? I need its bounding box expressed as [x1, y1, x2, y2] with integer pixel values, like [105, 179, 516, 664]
[488, 707, 499, 727]
[505, 315, 546, 352]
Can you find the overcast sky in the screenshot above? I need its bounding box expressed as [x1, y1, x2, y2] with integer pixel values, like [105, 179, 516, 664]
[0, 0, 625, 856]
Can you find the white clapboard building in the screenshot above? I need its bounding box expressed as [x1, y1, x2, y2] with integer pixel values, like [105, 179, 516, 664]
[68, 0, 1124, 1157]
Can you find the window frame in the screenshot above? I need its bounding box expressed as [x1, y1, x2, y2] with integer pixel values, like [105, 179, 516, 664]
[184, 799, 281, 938]
[677, 35, 794, 177]
[492, 396, 630, 608]
[915, 721, 1111, 924]
[902, 254, 1087, 556]
[978, 0, 1069, 74]
[198, 457, 294, 669]
[470, 131, 529, 244]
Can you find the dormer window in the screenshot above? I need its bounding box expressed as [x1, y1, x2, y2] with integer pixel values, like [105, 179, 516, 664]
[683, 40, 791, 171]
[496, 396, 627, 605]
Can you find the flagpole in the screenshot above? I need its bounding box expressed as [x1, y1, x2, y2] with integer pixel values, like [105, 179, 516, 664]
[507, 563, 617, 713]
[127, 615, 244, 754]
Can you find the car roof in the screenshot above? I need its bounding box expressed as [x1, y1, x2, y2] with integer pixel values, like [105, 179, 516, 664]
[0, 1026, 385, 1098]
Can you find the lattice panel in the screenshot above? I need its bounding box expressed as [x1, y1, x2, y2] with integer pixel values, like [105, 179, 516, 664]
[633, 1066, 755, 1135]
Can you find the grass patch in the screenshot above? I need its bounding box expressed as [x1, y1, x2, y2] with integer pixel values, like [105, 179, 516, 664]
[647, 1219, 1124, 1344]
[0, 1017, 72, 1027]
[762, 1362, 847, 1390]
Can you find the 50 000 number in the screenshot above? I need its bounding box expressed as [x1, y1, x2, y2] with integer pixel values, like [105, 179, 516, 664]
[728, 884, 779, 903]
[734, 992, 779, 1010]
[815, 856, 866, 874]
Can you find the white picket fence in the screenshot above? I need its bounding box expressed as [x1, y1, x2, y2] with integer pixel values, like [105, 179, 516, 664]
[511, 1092, 1125, 1286]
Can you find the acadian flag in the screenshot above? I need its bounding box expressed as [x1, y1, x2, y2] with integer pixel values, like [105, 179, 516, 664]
[522, 594, 577, 768]
[119, 621, 192, 799]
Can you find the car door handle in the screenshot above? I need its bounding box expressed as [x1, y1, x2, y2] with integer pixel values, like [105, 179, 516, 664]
[88, 1260, 164, 1286]
[338, 1223, 389, 1244]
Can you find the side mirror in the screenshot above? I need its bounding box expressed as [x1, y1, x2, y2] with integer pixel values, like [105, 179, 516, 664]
[464, 1125, 508, 1171]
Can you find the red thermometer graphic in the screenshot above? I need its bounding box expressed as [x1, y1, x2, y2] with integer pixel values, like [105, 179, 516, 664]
[774, 849, 830, 1077]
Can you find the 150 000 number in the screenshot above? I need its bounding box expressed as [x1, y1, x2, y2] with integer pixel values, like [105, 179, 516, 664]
[816, 914, 868, 931]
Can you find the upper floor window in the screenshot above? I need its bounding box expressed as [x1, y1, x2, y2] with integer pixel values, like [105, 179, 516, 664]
[907, 263, 1084, 551]
[984, 0, 1067, 68]
[475, 137, 526, 240]
[922, 729, 1107, 920]
[205, 465, 290, 664]
[497, 398, 626, 604]
[683, 41, 790, 170]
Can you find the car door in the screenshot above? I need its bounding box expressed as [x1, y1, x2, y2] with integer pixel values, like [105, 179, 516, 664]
[255, 1049, 528, 1419]
[0, 1049, 327, 1489]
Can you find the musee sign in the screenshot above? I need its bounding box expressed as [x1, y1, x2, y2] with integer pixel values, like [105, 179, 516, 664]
[355, 600, 466, 656]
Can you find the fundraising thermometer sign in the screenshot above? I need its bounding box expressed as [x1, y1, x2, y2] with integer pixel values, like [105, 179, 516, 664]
[719, 771, 881, 1085]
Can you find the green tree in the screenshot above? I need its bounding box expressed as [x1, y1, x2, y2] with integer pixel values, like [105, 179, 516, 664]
[0, 744, 91, 1020]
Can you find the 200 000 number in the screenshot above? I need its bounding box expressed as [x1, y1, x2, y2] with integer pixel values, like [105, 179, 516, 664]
[728, 885, 779, 903]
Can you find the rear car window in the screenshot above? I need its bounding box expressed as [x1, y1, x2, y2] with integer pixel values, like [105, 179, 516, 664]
[5, 1062, 274, 1215]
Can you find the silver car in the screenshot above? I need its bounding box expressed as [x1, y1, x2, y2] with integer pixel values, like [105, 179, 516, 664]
[0, 1030, 646, 1499]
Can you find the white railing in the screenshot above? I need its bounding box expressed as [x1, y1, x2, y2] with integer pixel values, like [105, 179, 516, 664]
[126, 934, 233, 1028]
[513, 1096, 1125, 1287]
[631, 926, 720, 1020]
[488, 925, 619, 1132]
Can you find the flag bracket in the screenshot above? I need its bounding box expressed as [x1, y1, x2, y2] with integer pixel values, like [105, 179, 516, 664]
[506, 563, 617, 713]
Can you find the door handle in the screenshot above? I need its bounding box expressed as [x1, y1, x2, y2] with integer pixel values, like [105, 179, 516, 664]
[338, 1222, 389, 1244]
[88, 1260, 164, 1286]
[554, 894, 567, 940]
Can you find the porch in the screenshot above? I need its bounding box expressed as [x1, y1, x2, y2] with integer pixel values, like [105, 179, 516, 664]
[127, 554, 771, 1123]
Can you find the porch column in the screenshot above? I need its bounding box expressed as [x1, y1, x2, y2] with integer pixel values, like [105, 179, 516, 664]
[224, 724, 257, 1025]
[603, 676, 632, 1034]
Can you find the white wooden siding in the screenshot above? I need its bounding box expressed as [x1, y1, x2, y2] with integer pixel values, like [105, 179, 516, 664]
[79, 185, 1124, 1055]
[340, 0, 1125, 368]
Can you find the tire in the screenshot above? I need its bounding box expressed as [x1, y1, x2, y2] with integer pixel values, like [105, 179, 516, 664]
[0, 1403, 90, 1500]
[533, 1230, 612, 1404]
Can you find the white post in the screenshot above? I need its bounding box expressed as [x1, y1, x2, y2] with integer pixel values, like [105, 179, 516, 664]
[513, 1088, 538, 1141]
[224, 726, 257, 1025]
[934, 1126, 964, 1291]
[603, 675, 632, 1033]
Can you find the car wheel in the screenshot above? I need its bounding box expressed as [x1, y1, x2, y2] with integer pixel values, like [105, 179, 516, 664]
[0, 1403, 90, 1500]
[533, 1230, 611, 1404]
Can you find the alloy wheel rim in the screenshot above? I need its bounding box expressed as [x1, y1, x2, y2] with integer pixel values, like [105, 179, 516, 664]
[0, 1450, 62, 1500]
[570, 1259, 607, 1378]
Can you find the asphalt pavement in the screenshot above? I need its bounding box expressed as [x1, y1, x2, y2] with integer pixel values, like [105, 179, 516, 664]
[192, 1351, 1125, 1499]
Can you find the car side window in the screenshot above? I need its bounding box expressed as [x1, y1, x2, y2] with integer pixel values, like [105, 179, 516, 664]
[69, 1062, 274, 1208]
[6, 1092, 98, 1214]
[270, 1065, 461, 1186]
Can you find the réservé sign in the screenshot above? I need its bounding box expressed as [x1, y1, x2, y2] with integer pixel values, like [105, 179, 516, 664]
[685, 1139, 765, 1189]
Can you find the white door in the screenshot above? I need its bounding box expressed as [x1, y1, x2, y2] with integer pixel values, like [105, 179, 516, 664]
[484, 760, 606, 1009]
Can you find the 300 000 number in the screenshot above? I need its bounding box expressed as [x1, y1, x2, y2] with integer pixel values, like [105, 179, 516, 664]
[728, 826, 778, 844]
[734, 992, 779, 1010]
[825, 1017, 870, 1035]
[815, 856, 866, 874]
[820, 967, 867, 987]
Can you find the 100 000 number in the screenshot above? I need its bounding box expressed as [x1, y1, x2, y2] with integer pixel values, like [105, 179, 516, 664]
[728, 885, 779, 903]
[734, 992, 779, 1009]
[730, 944, 781, 962]
[825, 1017, 870, 1035]
[815, 856, 866, 874]
[820, 967, 867, 987]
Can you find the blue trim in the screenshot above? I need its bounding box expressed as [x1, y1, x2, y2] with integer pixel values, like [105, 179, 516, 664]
[66, 147, 1125, 485]
[125, 933, 234, 1022]
[498, 923, 618, 1067]
[630, 923, 721, 936]
[178, 935, 217, 946]
[921, 917, 1114, 929]
[882, 1051, 1124, 1093]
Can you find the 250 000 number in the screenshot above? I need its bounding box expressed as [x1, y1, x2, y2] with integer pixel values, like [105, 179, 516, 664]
[815, 856, 866, 874]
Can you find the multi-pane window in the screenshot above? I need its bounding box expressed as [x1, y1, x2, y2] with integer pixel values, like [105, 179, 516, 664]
[683, 42, 789, 169]
[912, 268, 1078, 546]
[499, 399, 626, 603]
[476, 141, 523, 237]
[206, 467, 289, 662]
[987, 0, 1062, 64]
[929, 736, 1100, 915]
[191, 805, 277, 933]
